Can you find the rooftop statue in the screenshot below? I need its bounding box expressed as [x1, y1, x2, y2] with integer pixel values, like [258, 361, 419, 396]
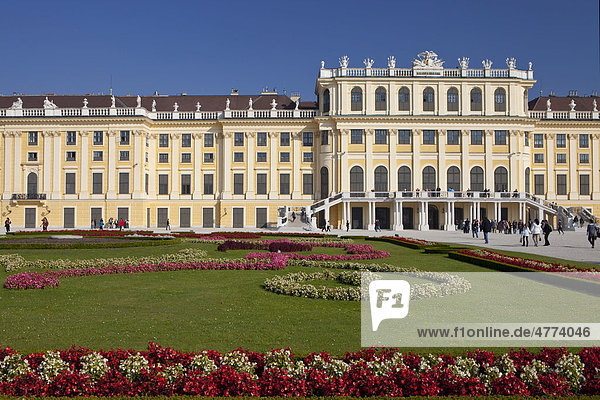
[546, 99, 551, 112]
[196, 102, 201, 112]
[225, 98, 230, 111]
[295, 98, 299, 110]
[482, 59, 493, 69]
[110, 95, 116, 108]
[9, 98, 23, 110]
[173, 102, 179, 112]
[594, 99, 598, 112]
[270, 98, 277, 110]
[528, 61, 533, 70]
[506, 57, 517, 69]
[43, 97, 58, 110]
[569, 99, 576, 111]
[320, 60, 325, 69]
[458, 57, 469, 69]
[387, 56, 396, 69]
[339, 55, 349, 68]
[136, 95, 141, 108]
[363, 58, 374, 68]
[83, 98, 88, 108]
[248, 98, 253, 110]
[152, 99, 156, 112]
[413, 51, 444, 68]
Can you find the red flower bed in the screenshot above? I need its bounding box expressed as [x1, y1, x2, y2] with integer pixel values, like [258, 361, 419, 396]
[217, 240, 264, 252]
[268, 241, 312, 253]
[0, 343, 598, 397]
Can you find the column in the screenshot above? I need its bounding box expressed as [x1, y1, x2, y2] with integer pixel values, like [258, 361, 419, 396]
[509, 130, 519, 191]
[193, 133, 202, 199]
[484, 130, 493, 191]
[324, 206, 330, 227]
[342, 200, 347, 226]
[438, 129, 447, 189]
[545, 133, 555, 198]
[451, 202, 455, 229]
[42, 131, 52, 195]
[412, 129, 421, 189]
[106, 131, 117, 199]
[568, 134, 578, 199]
[389, 129, 397, 192]
[340, 129, 349, 193]
[79, 131, 89, 199]
[365, 129, 374, 191]
[292, 131, 301, 198]
[52, 132, 61, 199]
[170, 133, 180, 198]
[423, 201, 429, 230]
[268, 132, 278, 199]
[13, 132, 22, 195]
[246, 132, 255, 198]
[398, 201, 403, 230]
[518, 201, 523, 220]
[461, 130, 469, 191]
[3, 132, 13, 199]
[147, 133, 157, 197]
[367, 201, 374, 230]
[221, 132, 232, 199]
[592, 134, 600, 199]
[132, 130, 144, 199]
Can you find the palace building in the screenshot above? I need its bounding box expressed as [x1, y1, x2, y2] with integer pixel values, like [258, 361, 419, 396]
[0, 51, 598, 230]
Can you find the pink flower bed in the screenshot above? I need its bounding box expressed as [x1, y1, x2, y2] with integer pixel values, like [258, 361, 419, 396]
[381, 236, 440, 246]
[245, 243, 389, 262]
[0, 343, 598, 397]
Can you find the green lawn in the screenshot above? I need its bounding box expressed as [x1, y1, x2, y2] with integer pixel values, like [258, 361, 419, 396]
[0, 236, 597, 355]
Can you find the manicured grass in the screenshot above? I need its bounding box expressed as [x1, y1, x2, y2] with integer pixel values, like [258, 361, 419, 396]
[0, 236, 597, 356]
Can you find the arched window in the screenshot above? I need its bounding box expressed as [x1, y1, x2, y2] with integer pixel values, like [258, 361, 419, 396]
[494, 166, 508, 192]
[525, 167, 530, 193]
[350, 166, 364, 192]
[27, 172, 38, 195]
[470, 166, 484, 192]
[374, 166, 388, 192]
[470, 87, 482, 111]
[422, 166, 436, 190]
[375, 87, 387, 111]
[447, 87, 459, 111]
[398, 87, 410, 111]
[398, 166, 412, 191]
[423, 87, 435, 111]
[494, 88, 506, 112]
[320, 167, 329, 199]
[350, 87, 362, 111]
[322, 89, 330, 114]
[447, 166, 461, 191]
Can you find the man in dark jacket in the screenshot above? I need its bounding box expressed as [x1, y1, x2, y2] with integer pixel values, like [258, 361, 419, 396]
[542, 220, 552, 246]
[587, 221, 598, 248]
[481, 217, 492, 244]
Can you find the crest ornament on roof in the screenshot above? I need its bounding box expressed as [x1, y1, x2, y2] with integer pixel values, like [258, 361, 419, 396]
[412, 51, 444, 68]
[338, 56, 349, 68]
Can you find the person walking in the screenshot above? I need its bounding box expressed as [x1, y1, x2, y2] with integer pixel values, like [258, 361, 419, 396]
[521, 223, 530, 247]
[557, 219, 564, 235]
[587, 221, 598, 248]
[99, 218, 104, 230]
[4, 217, 10, 233]
[482, 217, 491, 244]
[166, 218, 171, 230]
[530, 218, 541, 247]
[542, 220, 552, 246]
[472, 219, 479, 238]
[346, 220, 350, 232]
[119, 218, 124, 231]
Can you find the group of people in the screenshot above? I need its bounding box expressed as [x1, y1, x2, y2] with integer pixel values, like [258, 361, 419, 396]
[459, 217, 556, 246]
[91, 217, 128, 230]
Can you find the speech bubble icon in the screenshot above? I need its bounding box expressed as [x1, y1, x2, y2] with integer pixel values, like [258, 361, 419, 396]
[369, 280, 411, 331]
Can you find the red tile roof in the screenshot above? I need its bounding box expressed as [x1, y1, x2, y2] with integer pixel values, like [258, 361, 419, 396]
[528, 96, 599, 112]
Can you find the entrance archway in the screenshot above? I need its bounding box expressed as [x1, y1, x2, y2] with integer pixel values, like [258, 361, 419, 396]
[428, 204, 439, 229]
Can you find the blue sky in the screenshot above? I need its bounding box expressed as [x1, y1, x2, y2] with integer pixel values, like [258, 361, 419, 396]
[0, 0, 598, 101]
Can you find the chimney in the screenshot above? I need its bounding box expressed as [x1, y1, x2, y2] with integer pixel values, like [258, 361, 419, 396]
[569, 90, 578, 97]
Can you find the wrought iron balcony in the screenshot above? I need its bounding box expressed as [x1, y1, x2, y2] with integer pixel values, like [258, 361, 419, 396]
[11, 193, 47, 200]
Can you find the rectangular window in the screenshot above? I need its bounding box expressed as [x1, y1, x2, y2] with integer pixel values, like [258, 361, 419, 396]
[447, 130, 460, 145]
[66, 131, 77, 145]
[120, 131, 130, 145]
[158, 174, 169, 195]
[533, 133, 544, 148]
[534, 174, 544, 195]
[66, 151, 76, 161]
[256, 152, 267, 163]
[65, 172, 76, 194]
[534, 153, 544, 163]
[181, 133, 191, 147]
[204, 133, 214, 147]
[256, 132, 267, 146]
[524, 131, 529, 146]
[203, 153, 214, 163]
[234, 132, 244, 146]
[350, 129, 363, 144]
[120, 150, 130, 161]
[556, 134, 566, 148]
[556, 174, 567, 195]
[28, 131, 38, 146]
[159, 134, 169, 147]
[279, 173, 290, 195]
[233, 152, 244, 162]
[303, 132, 313, 147]
[495, 130, 507, 145]
[119, 172, 130, 194]
[256, 173, 267, 194]
[158, 153, 169, 163]
[92, 172, 103, 194]
[579, 153, 590, 164]
[302, 173, 313, 195]
[398, 130, 411, 144]
[303, 152, 313, 163]
[279, 152, 290, 162]
[27, 152, 38, 162]
[579, 134, 589, 148]
[93, 150, 103, 161]
[321, 130, 329, 145]
[233, 173, 244, 194]
[93, 131, 103, 145]
[203, 174, 214, 194]
[556, 153, 567, 164]
[181, 153, 191, 163]
[471, 130, 483, 145]
[423, 130, 436, 145]
[280, 132, 290, 146]
[145, 173, 148, 194]
[580, 174, 590, 195]
[181, 174, 191, 195]
[374, 129, 388, 144]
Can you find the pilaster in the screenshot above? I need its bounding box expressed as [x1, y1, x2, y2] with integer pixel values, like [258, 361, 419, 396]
[79, 131, 89, 199]
[42, 131, 52, 195]
[568, 134, 578, 199]
[268, 132, 278, 199]
[438, 129, 446, 189]
[340, 129, 349, 193]
[52, 131, 61, 199]
[412, 129, 421, 189]
[460, 130, 469, 191]
[221, 131, 232, 199]
[13, 132, 22, 195]
[192, 133, 203, 199]
[292, 131, 301, 198]
[106, 130, 117, 199]
[591, 133, 600, 199]
[132, 130, 144, 199]
[170, 133, 180, 198]
[545, 133, 555, 198]
[246, 132, 255, 198]
[365, 129, 374, 191]
[484, 129, 493, 190]
[389, 129, 397, 192]
[2, 132, 14, 199]
[147, 133, 157, 197]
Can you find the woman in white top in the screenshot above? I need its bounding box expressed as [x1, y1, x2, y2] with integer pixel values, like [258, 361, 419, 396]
[521, 224, 531, 247]
[530, 219, 541, 247]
